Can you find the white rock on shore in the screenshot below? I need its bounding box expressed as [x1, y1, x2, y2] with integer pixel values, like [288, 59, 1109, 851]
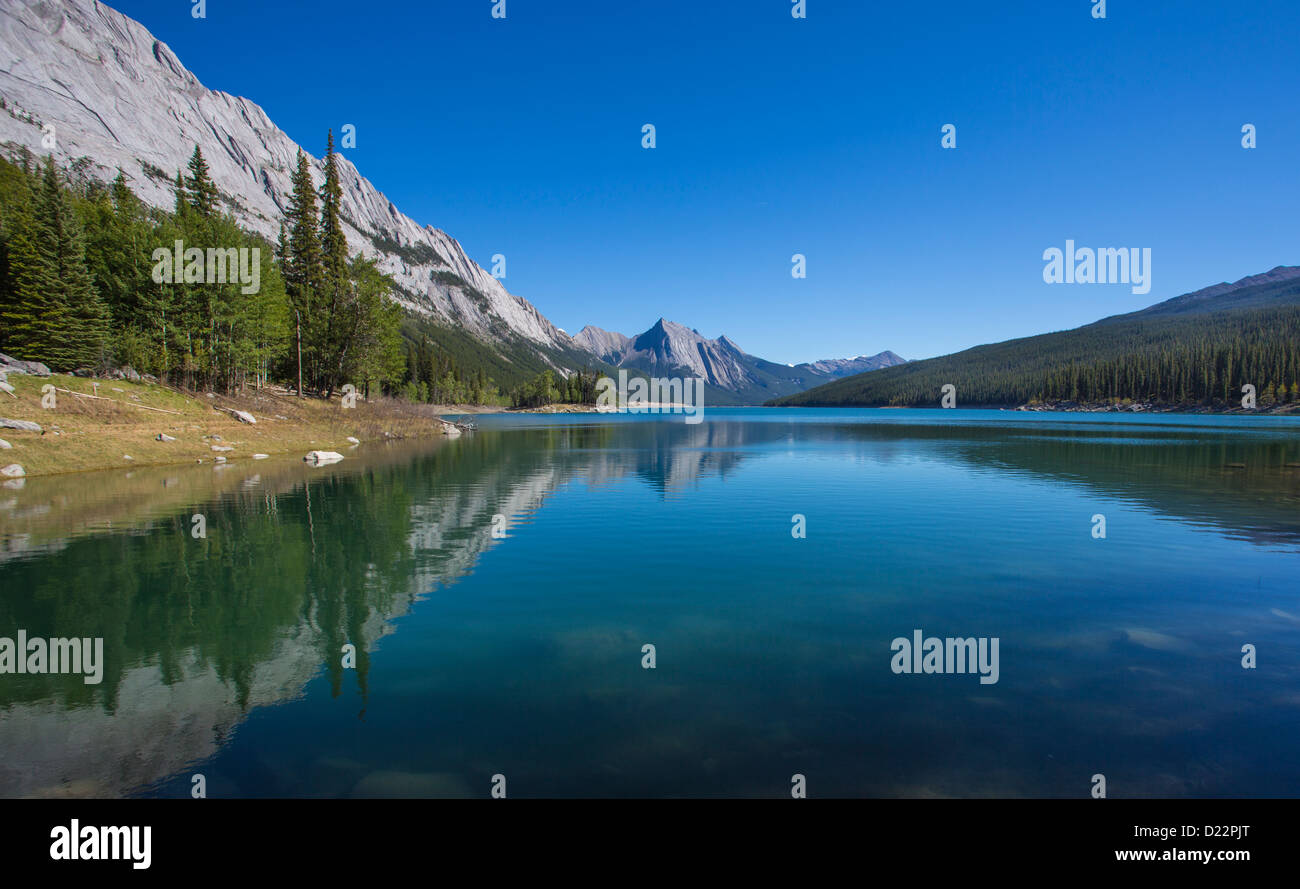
[1, 464, 25, 478]
[303, 451, 344, 465]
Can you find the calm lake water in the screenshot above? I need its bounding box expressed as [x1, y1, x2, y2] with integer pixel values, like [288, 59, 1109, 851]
[1, 408, 1298, 798]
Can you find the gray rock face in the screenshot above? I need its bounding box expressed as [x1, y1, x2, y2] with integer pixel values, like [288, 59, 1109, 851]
[0, 353, 51, 376]
[574, 318, 905, 402]
[572, 326, 633, 365]
[0, 0, 571, 354]
[798, 352, 907, 376]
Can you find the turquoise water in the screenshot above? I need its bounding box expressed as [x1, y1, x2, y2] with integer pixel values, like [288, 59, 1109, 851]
[1, 408, 1298, 797]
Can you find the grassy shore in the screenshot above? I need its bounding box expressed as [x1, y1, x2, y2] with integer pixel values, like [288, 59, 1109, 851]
[0, 374, 475, 478]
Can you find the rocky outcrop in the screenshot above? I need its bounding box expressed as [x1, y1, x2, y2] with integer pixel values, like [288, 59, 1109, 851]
[0, 0, 572, 355]
[0, 353, 51, 376]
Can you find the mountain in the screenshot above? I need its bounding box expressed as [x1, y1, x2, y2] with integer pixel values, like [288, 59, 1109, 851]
[573, 318, 905, 404]
[772, 266, 1300, 409]
[1122, 265, 1300, 319]
[0, 0, 593, 384]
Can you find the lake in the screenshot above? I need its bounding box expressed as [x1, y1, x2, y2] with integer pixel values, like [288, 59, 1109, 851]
[1, 408, 1298, 798]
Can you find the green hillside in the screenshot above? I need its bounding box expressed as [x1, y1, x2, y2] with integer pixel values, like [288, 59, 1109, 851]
[771, 269, 1300, 409]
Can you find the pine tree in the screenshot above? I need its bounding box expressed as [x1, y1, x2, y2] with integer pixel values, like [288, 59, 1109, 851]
[39, 157, 110, 367]
[173, 169, 188, 218]
[318, 130, 351, 394]
[0, 164, 62, 361]
[284, 150, 323, 388]
[0, 158, 109, 368]
[185, 145, 219, 217]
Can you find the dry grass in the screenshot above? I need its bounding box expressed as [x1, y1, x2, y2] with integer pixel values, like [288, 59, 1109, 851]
[0, 374, 460, 478]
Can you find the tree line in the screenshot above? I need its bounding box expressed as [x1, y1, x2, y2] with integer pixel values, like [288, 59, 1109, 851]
[0, 137, 403, 397]
[776, 305, 1300, 408]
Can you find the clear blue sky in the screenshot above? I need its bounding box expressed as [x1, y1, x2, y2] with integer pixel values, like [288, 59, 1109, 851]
[111, 0, 1300, 363]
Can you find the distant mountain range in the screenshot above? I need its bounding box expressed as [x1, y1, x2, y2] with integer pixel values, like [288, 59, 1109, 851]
[574, 319, 905, 404]
[774, 266, 1300, 409]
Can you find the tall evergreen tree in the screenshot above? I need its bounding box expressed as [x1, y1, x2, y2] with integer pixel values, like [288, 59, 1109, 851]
[173, 169, 188, 217]
[318, 130, 351, 394]
[0, 164, 61, 361]
[0, 158, 109, 367]
[185, 145, 219, 217]
[284, 150, 323, 388]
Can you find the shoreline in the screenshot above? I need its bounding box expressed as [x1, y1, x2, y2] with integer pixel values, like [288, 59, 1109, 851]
[5, 379, 1297, 481]
[0, 374, 472, 480]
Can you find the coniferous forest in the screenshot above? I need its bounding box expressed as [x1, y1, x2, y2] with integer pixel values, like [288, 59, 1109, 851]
[774, 299, 1300, 409]
[0, 138, 608, 409]
[0, 136, 409, 398]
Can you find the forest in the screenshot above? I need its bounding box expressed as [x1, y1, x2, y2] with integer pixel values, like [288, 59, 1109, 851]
[0, 138, 589, 408]
[775, 300, 1300, 409]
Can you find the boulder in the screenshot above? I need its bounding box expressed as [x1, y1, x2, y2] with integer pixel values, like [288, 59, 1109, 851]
[0, 439, 10, 449]
[0, 353, 51, 377]
[0, 463, 25, 478]
[0, 381, 14, 397]
[0, 418, 41, 433]
[303, 450, 344, 465]
[347, 436, 360, 444]
[439, 422, 462, 436]
[156, 433, 176, 442]
[211, 445, 234, 452]
[232, 409, 256, 424]
[252, 453, 269, 460]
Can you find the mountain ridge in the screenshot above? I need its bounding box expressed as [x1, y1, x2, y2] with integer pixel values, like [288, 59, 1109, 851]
[772, 266, 1300, 409]
[0, 0, 577, 371]
[574, 318, 905, 404]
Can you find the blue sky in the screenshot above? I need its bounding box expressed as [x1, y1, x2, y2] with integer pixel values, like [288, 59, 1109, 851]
[111, 0, 1300, 363]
